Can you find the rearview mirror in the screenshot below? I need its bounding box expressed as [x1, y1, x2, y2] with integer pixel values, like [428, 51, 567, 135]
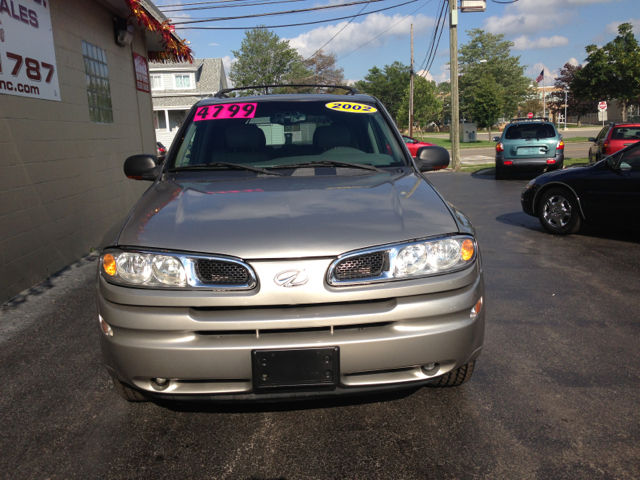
[124, 154, 159, 181]
[492, 136, 500, 142]
[588, 137, 596, 142]
[415, 146, 450, 172]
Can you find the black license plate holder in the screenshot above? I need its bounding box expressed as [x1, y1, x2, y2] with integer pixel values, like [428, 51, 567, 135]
[252, 347, 339, 391]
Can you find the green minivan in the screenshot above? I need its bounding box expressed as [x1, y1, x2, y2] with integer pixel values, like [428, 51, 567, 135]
[493, 118, 565, 180]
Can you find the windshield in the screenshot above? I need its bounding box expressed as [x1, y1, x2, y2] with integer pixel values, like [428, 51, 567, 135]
[505, 123, 556, 140]
[170, 100, 407, 170]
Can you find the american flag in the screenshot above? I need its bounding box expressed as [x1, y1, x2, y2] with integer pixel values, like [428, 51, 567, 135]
[535, 70, 544, 83]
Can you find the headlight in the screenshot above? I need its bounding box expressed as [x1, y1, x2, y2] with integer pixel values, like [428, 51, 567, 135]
[100, 249, 257, 290]
[395, 237, 474, 277]
[328, 235, 477, 285]
[102, 251, 186, 287]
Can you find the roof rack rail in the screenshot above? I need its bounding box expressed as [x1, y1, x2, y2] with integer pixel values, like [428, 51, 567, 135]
[214, 84, 359, 99]
[511, 117, 549, 122]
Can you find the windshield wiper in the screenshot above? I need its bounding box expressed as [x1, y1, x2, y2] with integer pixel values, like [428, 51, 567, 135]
[170, 162, 284, 176]
[268, 160, 388, 174]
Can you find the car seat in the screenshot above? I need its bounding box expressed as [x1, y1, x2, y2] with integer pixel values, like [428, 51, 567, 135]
[214, 124, 269, 164]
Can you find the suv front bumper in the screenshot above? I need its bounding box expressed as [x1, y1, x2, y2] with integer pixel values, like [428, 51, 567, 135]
[98, 267, 484, 400]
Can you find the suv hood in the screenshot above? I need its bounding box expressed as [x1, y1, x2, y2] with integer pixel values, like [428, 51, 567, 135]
[117, 172, 458, 259]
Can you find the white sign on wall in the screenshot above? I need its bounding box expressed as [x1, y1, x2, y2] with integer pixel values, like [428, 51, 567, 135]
[0, 0, 61, 101]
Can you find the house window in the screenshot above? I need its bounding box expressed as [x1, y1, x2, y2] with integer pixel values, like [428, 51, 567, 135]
[151, 75, 163, 90]
[82, 40, 113, 124]
[154, 111, 167, 130]
[174, 74, 192, 89]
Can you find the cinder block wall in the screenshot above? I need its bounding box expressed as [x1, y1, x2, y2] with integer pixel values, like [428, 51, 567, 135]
[0, 0, 155, 304]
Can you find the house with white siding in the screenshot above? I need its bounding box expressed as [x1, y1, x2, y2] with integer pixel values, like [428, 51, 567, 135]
[149, 58, 227, 146]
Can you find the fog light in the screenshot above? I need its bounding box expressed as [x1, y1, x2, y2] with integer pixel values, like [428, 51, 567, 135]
[546, 159, 556, 164]
[504, 160, 514, 166]
[155, 378, 168, 386]
[470, 297, 483, 319]
[99, 315, 113, 336]
[423, 363, 437, 372]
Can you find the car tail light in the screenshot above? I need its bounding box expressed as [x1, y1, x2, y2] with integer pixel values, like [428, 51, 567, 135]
[546, 159, 556, 164]
[504, 160, 513, 166]
[556, 140, 564, 150]
[496, 142, 504, 153]
[602, 141, 610, 154]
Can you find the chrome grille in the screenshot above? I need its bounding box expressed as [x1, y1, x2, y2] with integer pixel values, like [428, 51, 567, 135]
[194, 260, 249, 285]
[334, 252, 386, 280]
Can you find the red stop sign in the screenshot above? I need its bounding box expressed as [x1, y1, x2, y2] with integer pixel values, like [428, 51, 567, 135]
[527, 112, 534, 119]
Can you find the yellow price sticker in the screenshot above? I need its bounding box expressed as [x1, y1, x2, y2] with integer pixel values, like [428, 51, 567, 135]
[325, 102, 378, 113]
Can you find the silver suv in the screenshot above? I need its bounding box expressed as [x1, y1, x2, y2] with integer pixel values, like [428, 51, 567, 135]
[98, 86, 485, 402]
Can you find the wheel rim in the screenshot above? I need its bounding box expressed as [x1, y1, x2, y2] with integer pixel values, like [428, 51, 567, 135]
[543, 195, 572, 228]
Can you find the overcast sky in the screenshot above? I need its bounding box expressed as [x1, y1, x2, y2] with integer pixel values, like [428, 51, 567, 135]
[161, 0, 640, 85]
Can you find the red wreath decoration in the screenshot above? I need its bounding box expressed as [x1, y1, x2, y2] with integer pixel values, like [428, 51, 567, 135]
[125, 0, 194, 63]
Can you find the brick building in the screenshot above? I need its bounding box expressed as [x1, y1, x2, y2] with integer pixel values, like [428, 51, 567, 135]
[0, 0, 192, 304]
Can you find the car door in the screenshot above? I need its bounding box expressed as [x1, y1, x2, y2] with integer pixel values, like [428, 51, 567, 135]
[581, 142, 640, 225]
[589, 126, 609, 163]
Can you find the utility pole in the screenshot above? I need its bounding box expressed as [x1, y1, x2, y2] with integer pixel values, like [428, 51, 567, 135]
[449, 0, 460, 171]
[409, 24, 414, 138]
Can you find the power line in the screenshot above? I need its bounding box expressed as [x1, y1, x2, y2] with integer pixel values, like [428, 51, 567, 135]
[161, 0, 312, 13]
[172, 0, 388, 24]
[335, 0, 433, 61]
[304, 0, 373, 61]
[175, 0, 418, 29]
[415, 0, 445, 71]
[160, 0, 277, 7]
[415, 0, 446, 73]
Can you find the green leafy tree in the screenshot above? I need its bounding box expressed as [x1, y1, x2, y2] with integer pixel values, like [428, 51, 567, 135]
[572, 23, 640, 121]
[458, 29, 531, 119]
[434, 81, 451, 130]
[354, 62, 411, 123]
[229, 27, 309, 95]
[397, 77, 442, 131]
[518, 97, 544, 118]
[461, 72, 504, 141]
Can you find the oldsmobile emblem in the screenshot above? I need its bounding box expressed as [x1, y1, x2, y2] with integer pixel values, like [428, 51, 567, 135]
[274, 269, 309, 287]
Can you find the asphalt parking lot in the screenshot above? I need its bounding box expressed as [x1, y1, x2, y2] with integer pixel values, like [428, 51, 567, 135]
[2, 172, 639, 480]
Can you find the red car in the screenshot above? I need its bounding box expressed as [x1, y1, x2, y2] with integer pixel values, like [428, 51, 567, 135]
[588, 123, 640, 164]
[402, 135, 436, 158]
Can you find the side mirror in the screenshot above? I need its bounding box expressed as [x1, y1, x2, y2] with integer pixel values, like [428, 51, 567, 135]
[492, 136, 500, 142]
[415, 146, 450, 172]
[588, 137, 596, 142]
[124, 154, 159, 181]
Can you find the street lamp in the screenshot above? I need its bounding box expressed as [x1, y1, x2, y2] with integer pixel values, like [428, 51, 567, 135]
[563, 86, 569, 131]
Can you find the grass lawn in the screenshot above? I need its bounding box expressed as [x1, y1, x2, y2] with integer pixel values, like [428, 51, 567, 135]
[416, 136, 591, 149]
[458, 158, 590, 173]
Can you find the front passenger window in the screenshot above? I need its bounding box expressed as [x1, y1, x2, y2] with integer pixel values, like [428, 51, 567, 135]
[620, 145, 640, 169]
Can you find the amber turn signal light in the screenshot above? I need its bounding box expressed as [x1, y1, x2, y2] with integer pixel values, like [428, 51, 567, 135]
[103, 254, 117, 276]
[461, 239, 474, 261]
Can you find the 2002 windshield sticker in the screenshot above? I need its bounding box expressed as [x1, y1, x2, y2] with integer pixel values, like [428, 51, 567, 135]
[194, 103, 258, 121]
[325, 102, 377, 113]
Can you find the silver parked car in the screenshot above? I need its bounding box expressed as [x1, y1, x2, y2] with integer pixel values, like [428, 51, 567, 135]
[98, 85, 485, 402]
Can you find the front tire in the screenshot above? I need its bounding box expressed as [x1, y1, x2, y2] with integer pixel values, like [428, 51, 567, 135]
[428, 362, 475, 387]
[537, 187, 581, 235]
[112, 378, 148, 402]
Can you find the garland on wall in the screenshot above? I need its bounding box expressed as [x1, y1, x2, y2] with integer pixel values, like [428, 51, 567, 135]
[124, 0, 194, 63]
